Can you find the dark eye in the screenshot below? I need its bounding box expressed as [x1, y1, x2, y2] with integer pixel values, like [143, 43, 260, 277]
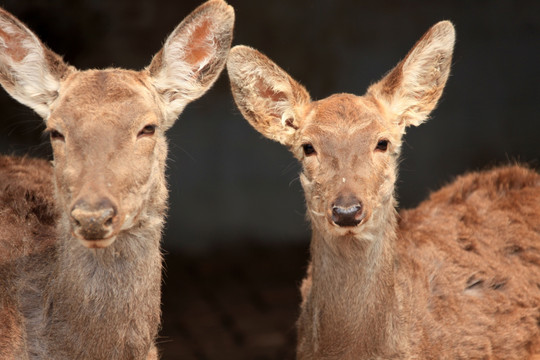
[49, 129, 65, 141]
[138, 124, 156, 138]
[302, 143, 316, 156]
[375, 139, 389, 152]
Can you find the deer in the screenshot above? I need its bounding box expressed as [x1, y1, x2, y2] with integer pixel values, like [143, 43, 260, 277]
[227, 21, 540, 359]
[0, 0, 234, 358]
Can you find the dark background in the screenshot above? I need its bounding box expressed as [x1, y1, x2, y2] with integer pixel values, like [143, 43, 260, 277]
[0, 1, 538, 358]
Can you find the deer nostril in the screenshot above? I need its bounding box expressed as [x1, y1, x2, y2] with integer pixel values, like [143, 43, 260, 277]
[101, 207, 116, 229]
[332, 205, 361, 216]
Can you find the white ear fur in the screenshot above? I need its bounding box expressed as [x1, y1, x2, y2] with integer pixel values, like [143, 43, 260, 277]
[0, 8, 72, 119]
[368, 21, 455, 129]
[148, 0, 234, 127]
[227, 45, 311, 146]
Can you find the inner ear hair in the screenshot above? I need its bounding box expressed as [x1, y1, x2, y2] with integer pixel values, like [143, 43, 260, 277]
[227, 45, 310, 145]
[147, 0, 234, 125]
[367, 21, 455, 128]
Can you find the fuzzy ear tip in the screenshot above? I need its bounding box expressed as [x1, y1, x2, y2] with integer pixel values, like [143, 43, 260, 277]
[433, 20, 456, 44]
[210, 0, 235, 42]
[230, 45, 254, 57]
[436, 20, 454, 29]
[206, 0, 235, 18]
[192, 0, 234, 30]
[222, 1, 236, 24]
[227, 45, 255, 70]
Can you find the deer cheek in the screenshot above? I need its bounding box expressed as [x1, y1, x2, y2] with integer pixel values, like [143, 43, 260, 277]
[302, 158, 319, 180]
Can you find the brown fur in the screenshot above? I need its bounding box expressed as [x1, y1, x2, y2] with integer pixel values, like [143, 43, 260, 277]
[0, 157, 56, 359]
[228, 21, 540, 359]
[396, 165, 540, 359]
[0, 1, 234, 359]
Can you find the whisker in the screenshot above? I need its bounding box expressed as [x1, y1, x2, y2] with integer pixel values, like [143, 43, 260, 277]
[168, 143, 197, 163]
[288, 175, 300, 187]
[310, 209, 325, 217]
[281, 159, 300, 176]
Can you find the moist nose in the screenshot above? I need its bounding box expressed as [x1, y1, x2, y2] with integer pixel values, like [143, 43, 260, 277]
[331, 196, 363, 227]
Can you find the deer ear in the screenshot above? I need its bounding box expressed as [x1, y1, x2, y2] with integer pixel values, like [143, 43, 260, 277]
[227, 45, 311, 146]
[368, 21, 455, 129]
[0, 8, 72, 119]
[148, 0, 234, 127]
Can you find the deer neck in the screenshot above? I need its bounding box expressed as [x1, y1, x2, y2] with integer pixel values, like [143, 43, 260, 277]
[298, 197, 403, 359]
[26, 177, 167, 359]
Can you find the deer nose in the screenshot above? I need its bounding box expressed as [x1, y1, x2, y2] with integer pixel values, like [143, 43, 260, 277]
[331, 196, 363, 227]
[70, 198, 117, 241]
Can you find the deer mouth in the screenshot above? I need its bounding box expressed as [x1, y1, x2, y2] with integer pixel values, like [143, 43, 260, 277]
[325, 210, 369, 237]
[71, 224, 119, 248]
[78, 236, 117, 249]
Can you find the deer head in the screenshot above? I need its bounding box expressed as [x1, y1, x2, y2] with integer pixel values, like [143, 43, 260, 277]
[228, 21, 454, 239]
[0, 0, 234, 248]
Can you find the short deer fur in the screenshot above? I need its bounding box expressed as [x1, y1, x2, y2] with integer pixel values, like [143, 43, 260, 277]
[228, 21, 540, 359]
[0, 1, 234, 358]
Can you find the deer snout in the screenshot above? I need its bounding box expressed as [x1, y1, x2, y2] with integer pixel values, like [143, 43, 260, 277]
[70, 198, 118, 245]
[331, 196, 364, 227]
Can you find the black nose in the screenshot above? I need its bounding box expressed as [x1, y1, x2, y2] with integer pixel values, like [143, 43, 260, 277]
[70, 198, 117, 240]
[331, 196, 363, 227]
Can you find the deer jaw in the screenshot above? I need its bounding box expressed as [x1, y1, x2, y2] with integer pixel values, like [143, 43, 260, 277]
[48, 70, 168, 248]
[294, 94, 402, 241]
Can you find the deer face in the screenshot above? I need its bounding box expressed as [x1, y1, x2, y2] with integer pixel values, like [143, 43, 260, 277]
[0, 0, 235, 248]
[47, 70, 167, 247]
[294, 94, 401, 235]
[228, 21, 454, 238]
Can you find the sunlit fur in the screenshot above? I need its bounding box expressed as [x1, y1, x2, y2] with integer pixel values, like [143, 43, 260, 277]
[0, 1, 234, 358]
[228, 21, 540, 359]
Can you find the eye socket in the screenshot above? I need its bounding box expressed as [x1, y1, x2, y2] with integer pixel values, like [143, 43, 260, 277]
[302, 143, 316, 156]
[375, 139, 389, 152]
[137, 124, 156, 138]
[48, 129, 65, 141]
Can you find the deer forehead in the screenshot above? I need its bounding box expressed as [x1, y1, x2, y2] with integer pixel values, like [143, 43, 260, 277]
[301, 94, 393, 151]
[49, 69, 161, 132]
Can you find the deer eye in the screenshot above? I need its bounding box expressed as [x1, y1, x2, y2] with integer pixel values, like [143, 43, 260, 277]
[49, 129, 65, 141]
[375, 139, 389, 152]
[302, 143, 316, 156]
[137, 124, 156, 138]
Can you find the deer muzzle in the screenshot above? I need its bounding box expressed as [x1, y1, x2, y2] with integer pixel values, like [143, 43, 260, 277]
[70, 197, 118, 247]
